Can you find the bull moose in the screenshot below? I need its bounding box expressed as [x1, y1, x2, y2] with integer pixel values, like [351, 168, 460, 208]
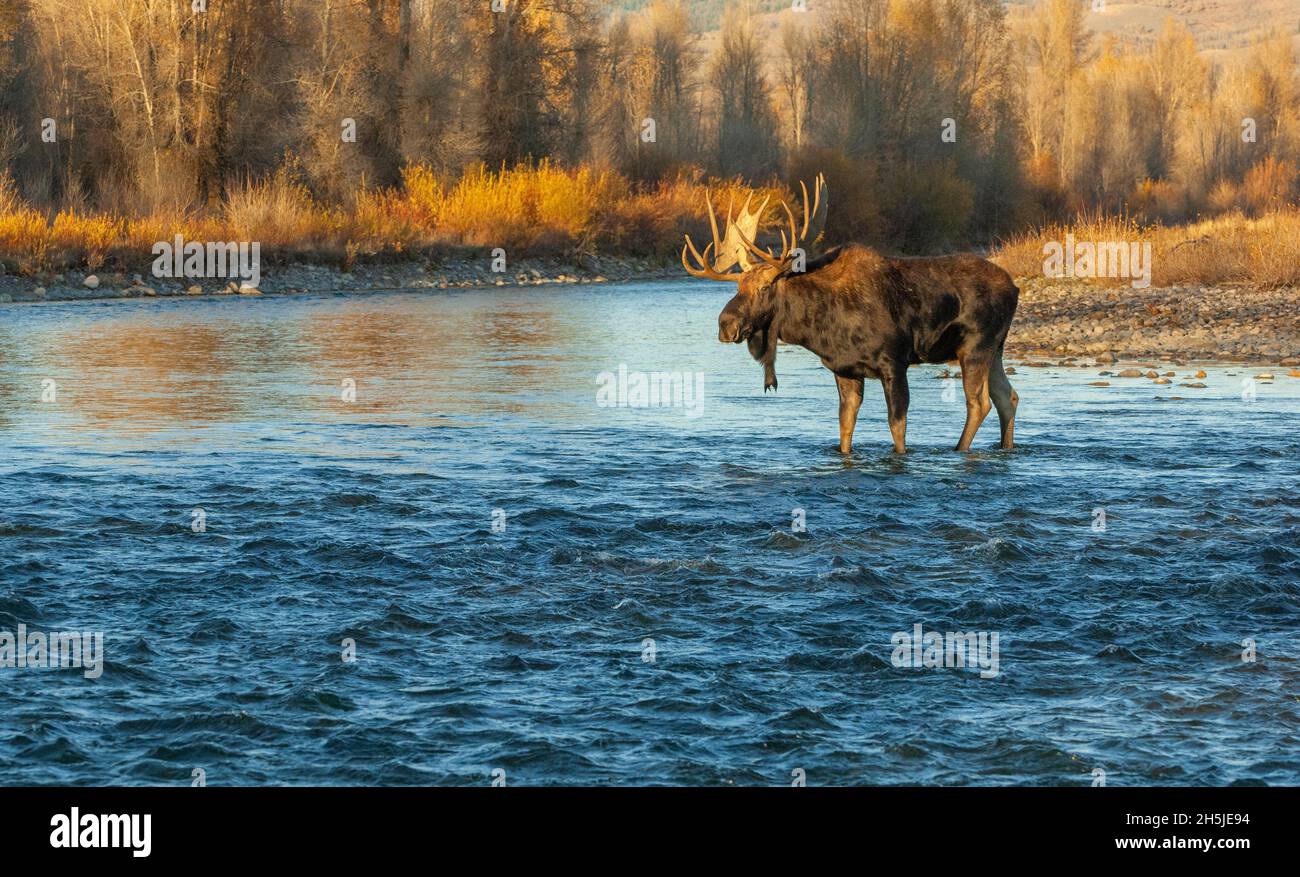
[682, 176, 1020, 453]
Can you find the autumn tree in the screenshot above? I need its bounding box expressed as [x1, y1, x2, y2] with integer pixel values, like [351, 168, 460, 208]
[594, 0, 702, 181]
[1019, 0, 1091, 191]
[711, 1, 779, 178]
[775, 11, 815, 155]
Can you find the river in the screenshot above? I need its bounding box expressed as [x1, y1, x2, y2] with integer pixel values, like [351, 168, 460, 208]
[1, 282, 1297, 785]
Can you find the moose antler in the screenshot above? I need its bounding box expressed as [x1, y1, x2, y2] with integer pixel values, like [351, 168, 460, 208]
[681, 237, 737, 282]
[682, 177, 828, 280]
[735, 174, 829, 271]
[799, 173, 828, 244]
[682, 190, 771, 282]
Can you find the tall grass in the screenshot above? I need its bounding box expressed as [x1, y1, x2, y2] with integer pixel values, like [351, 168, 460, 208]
[992, 210, 1300, 289]
[432, 162, 624, 252]
[0, 163, 795, 275]
[0, 162, 1297, 288]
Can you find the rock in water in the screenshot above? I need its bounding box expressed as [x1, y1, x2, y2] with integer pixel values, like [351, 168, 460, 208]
[83, 275, 99, 289]
[1117, 369, 1144, 377]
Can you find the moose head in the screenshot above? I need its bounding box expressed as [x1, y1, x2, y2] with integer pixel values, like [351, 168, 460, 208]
[682, 176, 828, 391]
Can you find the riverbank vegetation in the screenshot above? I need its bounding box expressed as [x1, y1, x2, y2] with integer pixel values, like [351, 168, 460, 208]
[0, 0, 1296, 284]
[992, 208, 1300, 289]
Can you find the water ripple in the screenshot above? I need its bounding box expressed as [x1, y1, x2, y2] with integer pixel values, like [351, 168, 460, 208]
[0, 284, 1297, 785]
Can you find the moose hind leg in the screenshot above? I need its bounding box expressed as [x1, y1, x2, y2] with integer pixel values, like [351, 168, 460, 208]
[835, 375, 864, 453]
[988, 355, 1019, 449]
[955, 357, 992, 451]
[880, 365, 909, 453]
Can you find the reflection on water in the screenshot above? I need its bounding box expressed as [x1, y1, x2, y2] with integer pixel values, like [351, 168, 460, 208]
[56, 323, 248, 426]
[0, 289, 590, 435]
[1, 283, 1298, 786]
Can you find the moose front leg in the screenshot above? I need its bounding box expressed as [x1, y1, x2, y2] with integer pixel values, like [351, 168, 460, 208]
[835, 375, 864, 453]
[955, 356, 992, 451]
[880, 364, 909, 453]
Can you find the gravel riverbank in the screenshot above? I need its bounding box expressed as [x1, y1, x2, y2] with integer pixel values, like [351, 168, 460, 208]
[0, 253, 675, 304]
[1004, 277, 1298, 365]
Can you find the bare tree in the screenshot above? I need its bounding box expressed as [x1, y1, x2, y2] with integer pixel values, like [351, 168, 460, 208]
[776, 11, 815, 154]
[712, 2, 779, 178]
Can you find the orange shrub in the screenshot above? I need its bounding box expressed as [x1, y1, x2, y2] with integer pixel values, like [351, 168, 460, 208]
[1, 158, 1297, 288]
[0, 208, 50, 273]
[1241, 157, 1298, 216]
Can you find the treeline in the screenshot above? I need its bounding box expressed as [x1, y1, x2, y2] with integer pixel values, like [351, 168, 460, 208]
[1019, 0, 1300, 226]
[0, 0, 1296, 254]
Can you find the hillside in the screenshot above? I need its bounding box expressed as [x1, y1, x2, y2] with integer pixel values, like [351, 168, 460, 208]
[612, 0, 1297, 54]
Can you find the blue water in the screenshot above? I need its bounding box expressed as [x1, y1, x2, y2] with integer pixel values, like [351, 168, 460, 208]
[1, 282, 1297, 786]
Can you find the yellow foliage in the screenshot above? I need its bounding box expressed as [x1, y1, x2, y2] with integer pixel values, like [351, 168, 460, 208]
[396, 164, 444, 228]
[0, 208, 49, 273]
[2, 159, 1297, 291]
[51, 211, 123, 271]
[0, 162, 792, 271]
[432, 161, 626, 250]
[992, 209, 1300, 289]
[225, 169, 328, 249]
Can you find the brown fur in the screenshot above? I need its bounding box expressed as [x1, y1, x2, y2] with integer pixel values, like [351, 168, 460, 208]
[717, 244, 1020, 452]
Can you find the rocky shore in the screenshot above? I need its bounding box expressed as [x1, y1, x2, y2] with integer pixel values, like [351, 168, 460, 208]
[0, 259, 1295, 366]
[1003, 277, 1298, 366]
[0, 253, 676, 304]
